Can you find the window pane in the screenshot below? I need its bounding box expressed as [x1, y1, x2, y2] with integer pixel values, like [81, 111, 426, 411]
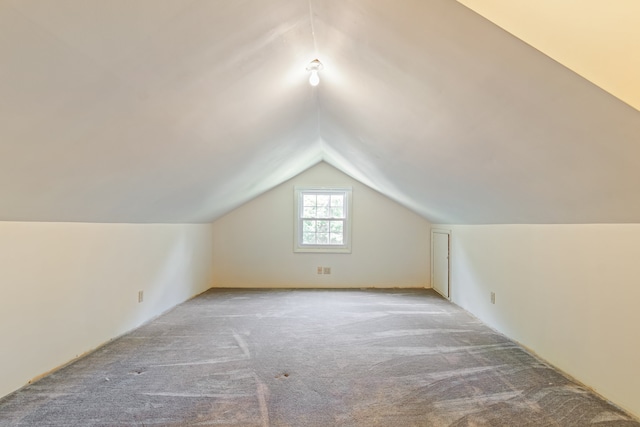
[330, 221, 343, 234]
[331, 207, 344, 218]
[317, 220, 329, 232]
[303, 220, 315, 232]
[317, 233, 329, 244]
[303, 195, 316, 207]
[317, 195, 330, 207]
[303, 233, 316, 244]
[303, 207, 316, 218]
[330, 195, 344, 206]
[330, 233, 343, 244]
[316, 207, 329, 218]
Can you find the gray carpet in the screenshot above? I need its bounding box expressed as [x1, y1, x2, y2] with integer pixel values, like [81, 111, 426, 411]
[0, 289, 638, 426]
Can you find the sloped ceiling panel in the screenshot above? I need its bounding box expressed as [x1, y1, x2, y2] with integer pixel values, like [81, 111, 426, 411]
[0, 0, 321, 222]
[314, 0, 640, 223]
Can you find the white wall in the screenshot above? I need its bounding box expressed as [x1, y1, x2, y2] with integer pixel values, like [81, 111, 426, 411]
[212, 162, 430, 288]
[0, 222, 213, 399]
[445, 224, 640, 418]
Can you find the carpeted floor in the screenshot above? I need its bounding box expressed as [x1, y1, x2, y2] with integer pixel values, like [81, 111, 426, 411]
[1, 288, 638, 426]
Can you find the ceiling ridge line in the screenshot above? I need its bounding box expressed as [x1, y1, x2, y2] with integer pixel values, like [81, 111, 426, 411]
[307, 0, 319, 56]
[306, 0, 321, 140]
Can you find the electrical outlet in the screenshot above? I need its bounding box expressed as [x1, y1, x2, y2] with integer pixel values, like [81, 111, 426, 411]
[138, 290, 144, 303]
[490, 292, 495, 304]
[323, 267, 331, 275]
[317, 266, 323, 274]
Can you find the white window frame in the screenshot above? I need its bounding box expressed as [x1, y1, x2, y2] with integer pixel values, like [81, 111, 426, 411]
[294, 187, 352, 253]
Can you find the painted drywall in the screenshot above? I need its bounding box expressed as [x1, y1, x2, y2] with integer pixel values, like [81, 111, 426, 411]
[5, 2, 640, 226]
[457, 0, 640, 111]
[212, 162, 430, 288]
[0, 222, 213, 399]
[444, 224, 640, 418]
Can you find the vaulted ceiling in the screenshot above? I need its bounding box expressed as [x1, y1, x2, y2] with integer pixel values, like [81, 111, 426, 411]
[2, 0, 639, 224]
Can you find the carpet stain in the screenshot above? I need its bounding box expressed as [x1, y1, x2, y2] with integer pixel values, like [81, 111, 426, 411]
[233, 330, 251, 359]
[254, 375, 270, 427]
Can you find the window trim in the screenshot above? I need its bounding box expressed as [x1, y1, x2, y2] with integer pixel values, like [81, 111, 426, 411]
[294, 186, 352, 253]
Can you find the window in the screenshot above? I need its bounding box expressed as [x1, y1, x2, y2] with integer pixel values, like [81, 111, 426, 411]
[294, 187, 352, 253]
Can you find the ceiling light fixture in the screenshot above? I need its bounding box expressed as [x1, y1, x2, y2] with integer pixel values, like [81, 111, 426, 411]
[306, 59, 324, 86]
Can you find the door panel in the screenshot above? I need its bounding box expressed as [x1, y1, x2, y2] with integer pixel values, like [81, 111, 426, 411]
[432, 231, 450, 298]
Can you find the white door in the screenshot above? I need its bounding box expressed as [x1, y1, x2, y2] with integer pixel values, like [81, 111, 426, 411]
[432, 230, 450, 299]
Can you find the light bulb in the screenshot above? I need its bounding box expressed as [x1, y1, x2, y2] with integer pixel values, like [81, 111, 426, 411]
[309, 70, 320, 86]
[306, 59, 323, 86]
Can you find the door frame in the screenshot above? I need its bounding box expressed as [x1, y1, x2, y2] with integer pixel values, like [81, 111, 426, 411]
[431, 229, 451, 299]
